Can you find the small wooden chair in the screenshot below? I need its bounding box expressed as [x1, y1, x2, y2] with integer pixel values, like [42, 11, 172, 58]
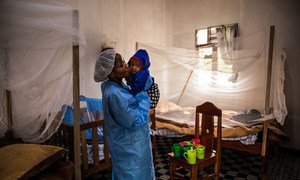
[168, 102, 222, 180]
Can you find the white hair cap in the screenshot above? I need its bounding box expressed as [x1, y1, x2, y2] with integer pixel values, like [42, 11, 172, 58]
[94, 48, 116, 82]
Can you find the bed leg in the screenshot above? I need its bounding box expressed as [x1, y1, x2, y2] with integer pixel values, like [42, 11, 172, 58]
[261, 120, 269, 179]
[262, 156, 268, 180]
[150, 109, 156, 165]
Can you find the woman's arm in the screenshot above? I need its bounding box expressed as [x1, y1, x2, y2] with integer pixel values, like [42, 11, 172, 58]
[108, 89, 150, 129]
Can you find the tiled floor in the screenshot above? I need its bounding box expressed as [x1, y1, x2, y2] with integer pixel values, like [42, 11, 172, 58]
[88, 136, 300, 180]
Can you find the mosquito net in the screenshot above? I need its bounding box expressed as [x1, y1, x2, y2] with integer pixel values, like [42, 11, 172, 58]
[139, 25, 287, 125]
[0, 0, 86, 142]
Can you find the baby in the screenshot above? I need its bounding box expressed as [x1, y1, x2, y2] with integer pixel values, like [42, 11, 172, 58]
[127, 49, 160, 109]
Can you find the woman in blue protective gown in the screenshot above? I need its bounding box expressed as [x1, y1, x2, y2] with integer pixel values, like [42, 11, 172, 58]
[94, 46, 155, 180]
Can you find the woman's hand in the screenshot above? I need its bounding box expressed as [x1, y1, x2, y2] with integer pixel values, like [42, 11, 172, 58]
[125, 76, 131, 85]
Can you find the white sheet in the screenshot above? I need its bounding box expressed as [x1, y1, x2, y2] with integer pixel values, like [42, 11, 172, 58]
[157, 107, 274, 128]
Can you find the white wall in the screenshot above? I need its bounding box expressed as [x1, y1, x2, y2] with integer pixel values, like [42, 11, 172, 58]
[57, 0, 172, 98]
[171, 0, 240, 48]
[171, 0, 300, 150]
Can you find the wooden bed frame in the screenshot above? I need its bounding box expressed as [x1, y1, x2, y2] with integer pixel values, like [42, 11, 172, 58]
[45, 119, 111, 178]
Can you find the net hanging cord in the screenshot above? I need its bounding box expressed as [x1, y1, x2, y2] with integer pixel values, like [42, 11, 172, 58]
[177, 70, 193, 105]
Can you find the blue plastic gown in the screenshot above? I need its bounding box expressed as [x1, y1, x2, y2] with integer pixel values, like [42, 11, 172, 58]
[101, 81, 155, 180]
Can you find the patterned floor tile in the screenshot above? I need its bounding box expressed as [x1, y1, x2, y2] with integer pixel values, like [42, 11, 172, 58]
[88, 136, 300, 180]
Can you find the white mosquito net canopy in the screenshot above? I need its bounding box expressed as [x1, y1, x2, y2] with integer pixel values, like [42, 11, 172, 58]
[0, 0, 86, 142]
[139, 25, 287, 125]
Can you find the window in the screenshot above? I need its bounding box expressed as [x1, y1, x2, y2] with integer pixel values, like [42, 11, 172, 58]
[195, 28, 208, 46]
[195, 25, 223, 47]
[195, 23, 238, 74]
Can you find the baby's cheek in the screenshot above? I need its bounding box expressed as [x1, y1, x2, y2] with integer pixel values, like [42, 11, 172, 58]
[132, 68, 139, 73]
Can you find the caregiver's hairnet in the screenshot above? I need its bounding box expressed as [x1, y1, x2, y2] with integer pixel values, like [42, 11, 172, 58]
[94, 48, 116, 82]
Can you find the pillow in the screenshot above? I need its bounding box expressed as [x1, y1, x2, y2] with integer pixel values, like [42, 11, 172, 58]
[156, 100, 183, 114]
[0, 144, 68, 179]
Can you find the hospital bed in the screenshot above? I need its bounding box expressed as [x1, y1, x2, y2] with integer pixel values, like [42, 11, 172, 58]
[151, 100, 287, 178]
